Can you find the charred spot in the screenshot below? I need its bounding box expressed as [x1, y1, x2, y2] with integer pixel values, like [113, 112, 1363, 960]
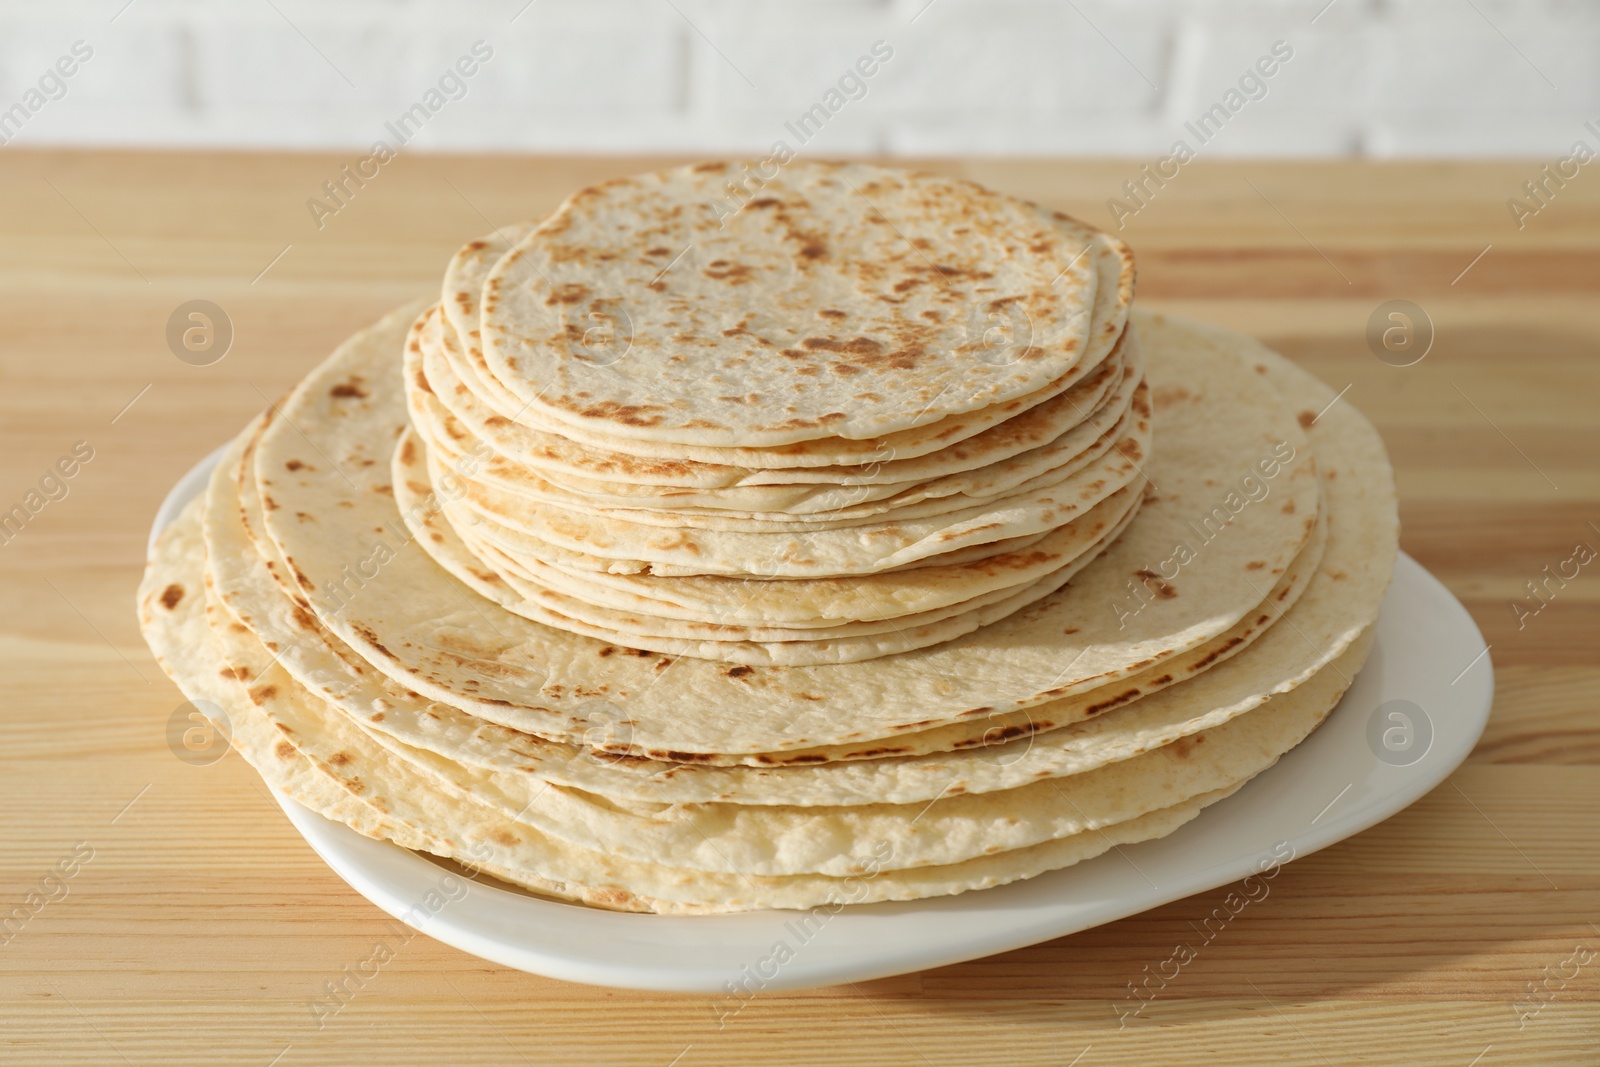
[1297, 410, 1316, 429]
[1187, 635, 1246, 672]
[352, 623, 397, 661]
[274, 740, 296, 760]
[1151, 385, 1192, 410]
[1084, 688, 1141, 716]
[1170, 735, 1205, 759]
[330, 378, 369, 399]
[159, 583, 184, 610]
[247, 684, 278, 706]
[702, 260, 754, 284]
[1134, 569, 1178, 599]
[571, 401, 666, 428]
[725, 665, 754, 678]
[845, 747, 911, 759]
[598, 646, 615, 657]
[655, 749, 717, 764]
[800, 335, 883, 357]
[285, 459, 305, 471]
[544, 283, 591, 305]
[1150, 674, 1174, 686]
[328, 751, 353, 767]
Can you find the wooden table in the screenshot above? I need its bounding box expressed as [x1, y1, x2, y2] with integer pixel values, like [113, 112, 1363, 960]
[2, 152, 1595, 1066]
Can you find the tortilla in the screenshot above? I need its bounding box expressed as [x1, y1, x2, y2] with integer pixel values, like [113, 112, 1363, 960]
[250, 305, 1319, 755]
[142, 499, 1250, 913]
[480, 161, 1120, 448]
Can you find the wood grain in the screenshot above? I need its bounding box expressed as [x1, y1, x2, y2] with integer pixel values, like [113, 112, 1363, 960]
[1, 152, 1595, 1066]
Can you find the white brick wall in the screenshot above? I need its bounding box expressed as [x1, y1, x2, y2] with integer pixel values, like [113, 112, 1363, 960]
[0, 0, 1595, 156]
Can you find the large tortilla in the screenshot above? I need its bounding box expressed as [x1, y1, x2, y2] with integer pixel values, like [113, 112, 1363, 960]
[251, 307, 1319, 756]
[141, 504, 1251, 913]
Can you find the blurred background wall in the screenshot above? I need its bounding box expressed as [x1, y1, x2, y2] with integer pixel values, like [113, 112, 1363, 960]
[0, 0, 1595, 157]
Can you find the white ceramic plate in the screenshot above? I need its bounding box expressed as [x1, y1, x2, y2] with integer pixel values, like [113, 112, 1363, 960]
[153, 446, 1493, 993]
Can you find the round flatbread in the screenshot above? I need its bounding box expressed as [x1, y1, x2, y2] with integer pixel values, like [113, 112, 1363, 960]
[251, 305, 1321, 756]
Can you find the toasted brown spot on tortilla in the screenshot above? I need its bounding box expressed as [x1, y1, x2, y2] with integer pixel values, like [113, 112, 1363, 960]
[1134, 569, 1178, 599]
[160, 583, 184, 610]
[1084, 688, 1140, 716]
[1188, 635, 1245, 672]
[1170, 735, 1203, 759]
[545, 283, 590, 305]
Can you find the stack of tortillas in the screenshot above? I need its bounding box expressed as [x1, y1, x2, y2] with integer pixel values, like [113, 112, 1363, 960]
[399, 163, 1150, 665]
[139, 162, 1397, 914]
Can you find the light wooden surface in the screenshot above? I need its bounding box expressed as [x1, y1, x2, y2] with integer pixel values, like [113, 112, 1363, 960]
[1, 152, 1596, 1066]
